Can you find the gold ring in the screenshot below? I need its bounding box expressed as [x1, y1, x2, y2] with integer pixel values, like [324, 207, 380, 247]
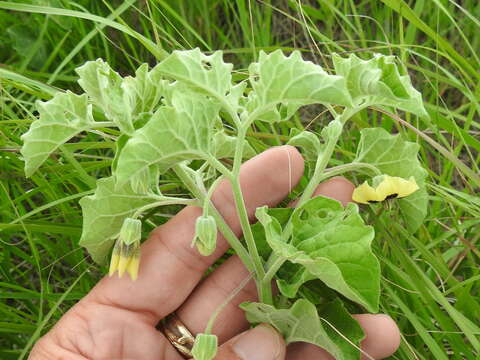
[159, 313, 195, 358]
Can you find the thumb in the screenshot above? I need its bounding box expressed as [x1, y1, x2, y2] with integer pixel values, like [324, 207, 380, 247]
[213, 324, 286, 360]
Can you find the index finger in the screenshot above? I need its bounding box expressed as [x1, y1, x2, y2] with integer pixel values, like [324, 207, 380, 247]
[84, 146, 304, 324]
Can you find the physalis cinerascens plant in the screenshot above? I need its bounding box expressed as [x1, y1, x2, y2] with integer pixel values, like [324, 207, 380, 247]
[21, 49, 428, 360]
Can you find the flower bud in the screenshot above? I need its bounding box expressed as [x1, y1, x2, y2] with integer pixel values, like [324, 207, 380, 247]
[191, 334, 218, 360]
[192, 215, 217, 256]
[120, 217, 142, 245]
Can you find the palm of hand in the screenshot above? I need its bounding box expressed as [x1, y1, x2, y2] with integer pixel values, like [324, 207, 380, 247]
[34, 300, 182, 359]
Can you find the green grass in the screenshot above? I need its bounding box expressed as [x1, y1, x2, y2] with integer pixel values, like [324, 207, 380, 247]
[0, 0, 479, 359]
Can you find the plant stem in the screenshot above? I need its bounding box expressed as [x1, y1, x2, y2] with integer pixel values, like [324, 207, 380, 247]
[210, 93, 268, 301]
[205, 273, 254, 334]
[231, 124, 268, 300]
[263, 256, 285, 285]
[295, 108, 357, 204]
[207, 156, 233, 177]
[203, 176, 224, 213]
[132, 197, 197, 219]
[172, 164, 254, 272]
[91, 121, 116, 128]
[320, 162, 382, 181]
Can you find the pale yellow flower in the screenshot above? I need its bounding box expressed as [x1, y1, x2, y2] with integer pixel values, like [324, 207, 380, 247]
[352, 175, 419, 204]
[109, 218, 141, 281]
[109, 241, 140, 281]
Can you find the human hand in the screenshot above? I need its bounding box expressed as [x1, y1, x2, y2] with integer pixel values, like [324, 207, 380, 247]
[30, 146, 400, 360]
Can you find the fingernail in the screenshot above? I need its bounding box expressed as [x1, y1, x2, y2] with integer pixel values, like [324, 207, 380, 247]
[233, 324, 282, 360]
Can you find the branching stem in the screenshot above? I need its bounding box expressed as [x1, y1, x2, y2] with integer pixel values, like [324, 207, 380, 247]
[173, 164, 254, 273]
[230, 124, 268, 301]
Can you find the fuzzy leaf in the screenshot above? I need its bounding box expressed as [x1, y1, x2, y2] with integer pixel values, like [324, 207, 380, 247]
[124, 64, 164, 115]
[213, 131, 256, 159]
[332, 53, 427, 116]
[354, 127, 428, 232]
[251, 208, 293, 259]
[21, 91, 94, 177]
[76, 60, 164, 135]
[245, 50, 352, 122]
[287, 129, 321, 163]
[241, 299, 364, 360]
[115, 91, 220, 187]
[79, 177, 157, 264]
[154, 48, 235, 105]
[256, 196, 380, 312]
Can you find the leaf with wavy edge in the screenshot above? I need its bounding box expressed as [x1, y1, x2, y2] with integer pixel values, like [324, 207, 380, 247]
[245, 50, 352, 122]
[256, 196, 380, 312]
[154, 48, 236, 106]
[79, 177, 157, 264]
[332, 53, 427, 117]
[241, 299, 364, 360]
[115, 90, 220, 187]
[21, 91, 94, 177]
[76, 59, 164, 135]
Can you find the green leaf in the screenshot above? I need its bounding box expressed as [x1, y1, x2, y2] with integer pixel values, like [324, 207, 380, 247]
[76, 59, 164, 135]
[20, 91, 94, 177]
[332, 53, 427, 117]
[241, 299, 364, 360]
[115, 91, 220, 187]
[251, 208, 293, 259]
[256, 196, 380, 312]
[321, 119, 343, 141]
[124, 63, 164, 115]
[287, 129, 321, 163]
[318, 299, 366, 359]
[354, 127, 428, 232]
[79, 177, 157, 264]
[245, 50, 352, 123]
[213, 131, 256, 159]
[191, 334, 218, 360]
[154, 48, 234, 104]
[76, 59, 130, 133]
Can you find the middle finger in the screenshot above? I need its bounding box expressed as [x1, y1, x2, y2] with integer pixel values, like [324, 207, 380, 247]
[176, 177, 355, 343]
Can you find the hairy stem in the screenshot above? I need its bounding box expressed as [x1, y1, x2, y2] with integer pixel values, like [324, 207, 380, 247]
[132, 197, 198, 219]
[231, 124, 268, 301]
[205, 273, 254, 334]
[322, 162, 382, 180]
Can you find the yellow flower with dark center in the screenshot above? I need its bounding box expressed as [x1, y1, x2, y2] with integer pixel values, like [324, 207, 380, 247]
[109, 218, 141, 280]
[352, 175, 419, 204]
[109, 241, 140, 280]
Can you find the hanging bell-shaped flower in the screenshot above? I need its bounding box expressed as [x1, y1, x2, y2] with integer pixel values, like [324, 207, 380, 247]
[109, 217, 142, 280]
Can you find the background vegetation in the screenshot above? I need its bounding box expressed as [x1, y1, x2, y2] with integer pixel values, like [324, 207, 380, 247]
[0, 0, 479, 359]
